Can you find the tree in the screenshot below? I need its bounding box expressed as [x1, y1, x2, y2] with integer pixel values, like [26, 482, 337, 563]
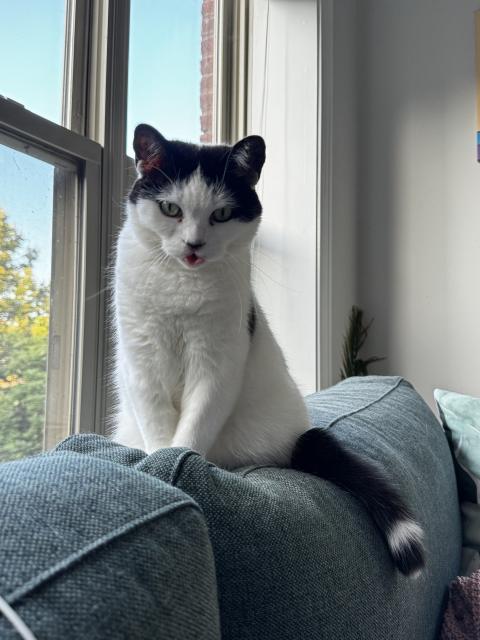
[0, 209, 50, 462]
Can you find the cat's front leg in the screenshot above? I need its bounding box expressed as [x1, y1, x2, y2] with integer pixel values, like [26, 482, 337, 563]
[117, 368, 179, 453]
[171, 341, 248, 456]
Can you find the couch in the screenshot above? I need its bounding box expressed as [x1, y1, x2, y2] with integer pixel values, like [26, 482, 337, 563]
[0, 376, 462, 639]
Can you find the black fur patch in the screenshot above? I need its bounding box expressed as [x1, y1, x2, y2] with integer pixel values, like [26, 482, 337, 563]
[248, 303, 256, 337]
[291, 428, 425, 576]
[129, 127, 265, 224]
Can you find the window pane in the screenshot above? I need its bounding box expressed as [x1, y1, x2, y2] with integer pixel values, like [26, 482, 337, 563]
[0, 143, 76, 461]
[127, 0, 216, 152]
[0, 0, 67, 124]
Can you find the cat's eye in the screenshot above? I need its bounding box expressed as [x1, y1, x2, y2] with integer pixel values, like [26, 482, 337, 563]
[159, 201, 182, 218]
[211, 207, 233, 223]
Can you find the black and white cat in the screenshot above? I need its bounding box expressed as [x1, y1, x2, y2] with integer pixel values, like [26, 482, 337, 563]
[112, 124, 425, 575]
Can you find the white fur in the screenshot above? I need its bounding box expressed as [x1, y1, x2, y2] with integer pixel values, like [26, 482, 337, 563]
[112, 169, 309, 468]
[387, 519, 424, 554]
[387, 519, 425, 578]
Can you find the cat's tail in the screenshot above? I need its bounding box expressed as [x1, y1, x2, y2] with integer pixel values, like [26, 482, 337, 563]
[290, 428, 425, 577]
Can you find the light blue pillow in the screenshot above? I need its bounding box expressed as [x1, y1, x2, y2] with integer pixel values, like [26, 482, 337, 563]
[434, 388, 480, 575]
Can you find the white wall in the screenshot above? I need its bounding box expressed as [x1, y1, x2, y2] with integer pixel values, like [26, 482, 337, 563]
[356, 0, 480, 406]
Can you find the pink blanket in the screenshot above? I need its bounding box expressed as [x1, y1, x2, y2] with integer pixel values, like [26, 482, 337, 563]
[441, 570, 480, 639]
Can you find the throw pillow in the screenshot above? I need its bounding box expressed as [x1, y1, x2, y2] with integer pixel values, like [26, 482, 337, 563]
[434, 388, 480, 575]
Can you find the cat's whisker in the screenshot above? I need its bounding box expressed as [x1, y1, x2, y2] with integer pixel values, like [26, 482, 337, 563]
[251, 262, 286, 289]
[139, 248, 170, 294]
[223, 262, 243, 332]
[224, 258, 246, 335]
[86, 284, 113, 301]
[148, 250, 169, 274]
[236, 251, 299, 292]
[220, 147, 235, 186]
[149, 162, 174, 186]
[226, 251, 249, 276]
[231, 252, 268, 287]
[252, 244, 282, 267]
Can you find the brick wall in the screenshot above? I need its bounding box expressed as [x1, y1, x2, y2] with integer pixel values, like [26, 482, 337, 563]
[200, 0, 215, 142]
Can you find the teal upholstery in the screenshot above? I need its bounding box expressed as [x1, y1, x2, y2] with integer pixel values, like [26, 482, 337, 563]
[435, 388, 480, 575]
[0, 451, 220, 639]
[0, 376, 461, 639]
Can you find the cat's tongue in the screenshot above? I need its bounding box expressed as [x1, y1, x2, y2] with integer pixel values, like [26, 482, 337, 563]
[184, 253, 205, 267]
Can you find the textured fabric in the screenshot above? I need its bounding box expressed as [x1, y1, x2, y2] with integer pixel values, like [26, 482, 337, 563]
[435, 388, 480, 576]
[441, 569, 480, 639]
[50, 375, 461, 640]
[0, 451, 220, 640]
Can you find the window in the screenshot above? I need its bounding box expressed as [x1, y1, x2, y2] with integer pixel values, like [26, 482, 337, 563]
[0, 143, 77, 460]
[0, 1, 67, 124]
[0, 2, 105, 461]
[0, 0, 244, 461]
[127, 0, 245, 149]
[128, 0, 215, 147]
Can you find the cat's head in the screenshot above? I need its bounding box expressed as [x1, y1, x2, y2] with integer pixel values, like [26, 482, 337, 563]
[127, 124, 266, 268]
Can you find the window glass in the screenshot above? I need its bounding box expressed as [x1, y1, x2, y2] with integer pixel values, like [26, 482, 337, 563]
[0, 144, 74, 461]
[127, 0, 216, 153]
[0, 0, 67, 124]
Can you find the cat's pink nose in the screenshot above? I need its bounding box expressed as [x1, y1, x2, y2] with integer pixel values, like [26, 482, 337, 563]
[186, 241, 205, 250]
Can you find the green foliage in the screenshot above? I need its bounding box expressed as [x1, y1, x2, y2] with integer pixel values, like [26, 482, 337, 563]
[340, 306, 384, 380]
[0, 209, 49, 462]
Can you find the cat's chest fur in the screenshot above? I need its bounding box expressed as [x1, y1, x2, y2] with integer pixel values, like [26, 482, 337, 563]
[114, 229, 250, 384]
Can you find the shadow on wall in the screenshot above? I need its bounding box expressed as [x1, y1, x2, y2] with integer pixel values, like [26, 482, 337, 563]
[355, 0, 480, 405]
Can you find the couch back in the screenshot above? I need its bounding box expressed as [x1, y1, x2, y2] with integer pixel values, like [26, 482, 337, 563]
[143, 376, 461, 639]
[0, 376, 461, 639]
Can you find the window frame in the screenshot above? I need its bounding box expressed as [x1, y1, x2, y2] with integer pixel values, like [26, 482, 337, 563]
[0, 0, 129, 443]
[0, 0, 246, 450]
[215, 0, 250, 143]
[0, 94, 103, 441]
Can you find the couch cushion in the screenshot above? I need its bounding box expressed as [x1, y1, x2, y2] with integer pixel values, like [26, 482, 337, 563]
[52, 375, 461, 640]
[0, 449, 220, 639]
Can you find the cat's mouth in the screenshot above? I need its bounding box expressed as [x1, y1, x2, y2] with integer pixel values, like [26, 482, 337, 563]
[183, 253, 206, 268]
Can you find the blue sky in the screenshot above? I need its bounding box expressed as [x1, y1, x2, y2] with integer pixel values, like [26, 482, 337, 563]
[128, 0, 202, 149]
[0, 0, 202, 283]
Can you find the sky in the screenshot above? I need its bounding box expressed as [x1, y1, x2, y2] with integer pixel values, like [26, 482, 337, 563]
[0, 0, 202, 283]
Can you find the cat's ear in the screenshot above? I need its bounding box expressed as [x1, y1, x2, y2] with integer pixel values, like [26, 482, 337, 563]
[230, 135, 266, 186]
[133, 124, 169, 175]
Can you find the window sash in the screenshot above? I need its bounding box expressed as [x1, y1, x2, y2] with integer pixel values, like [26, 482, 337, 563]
[0, 95, 103, 442]
[44, 165, 78, 449]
